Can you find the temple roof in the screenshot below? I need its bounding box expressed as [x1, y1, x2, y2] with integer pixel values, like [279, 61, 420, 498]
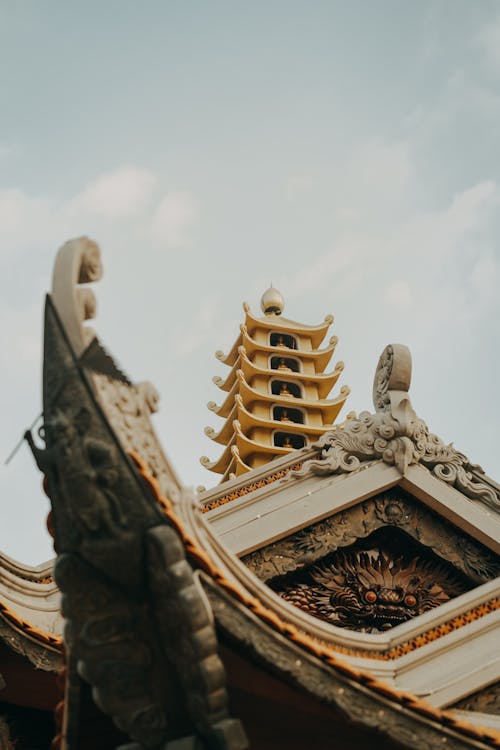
[4, 240, 500, 750]
[209, 370, 350, 422]
[213, 347, 344, 395]
[243, 304, 334, 348]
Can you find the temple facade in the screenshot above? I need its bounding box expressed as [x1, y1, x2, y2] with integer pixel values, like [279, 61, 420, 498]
[201, 286, 349, 481]
[0, 238, 499, 750]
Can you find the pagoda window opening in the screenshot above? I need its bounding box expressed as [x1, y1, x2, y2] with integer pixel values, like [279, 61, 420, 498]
[270, 332, 297, 349]
[270, 355, 301, 373]
[270, 379, 302, 398]
[272, 405, 304, 424]
[273, 431, 306, 449]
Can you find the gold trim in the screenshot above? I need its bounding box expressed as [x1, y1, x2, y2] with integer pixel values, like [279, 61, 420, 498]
[201, 462, 304, 512]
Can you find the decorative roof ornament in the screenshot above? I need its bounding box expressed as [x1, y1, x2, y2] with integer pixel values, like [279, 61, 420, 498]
[50, 237, 182, 502]
[260, 284, 285, 315]
[291, 344, 499, 512]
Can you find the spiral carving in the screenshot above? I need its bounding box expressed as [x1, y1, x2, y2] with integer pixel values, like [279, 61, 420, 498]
[78, 239, 103, 284]
[373, 344, 412, 412]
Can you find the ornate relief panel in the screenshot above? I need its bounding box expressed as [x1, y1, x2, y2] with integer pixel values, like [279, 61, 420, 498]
[243, 488, 499, 584]
[242, 488, 499, 633]
[268, 531, 471, 633]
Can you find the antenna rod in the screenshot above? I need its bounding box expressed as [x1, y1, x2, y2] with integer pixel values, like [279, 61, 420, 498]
[4, 412, 43, 466]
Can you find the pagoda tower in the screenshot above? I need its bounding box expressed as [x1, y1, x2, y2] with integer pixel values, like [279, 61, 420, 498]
[200, 286, 350, 482]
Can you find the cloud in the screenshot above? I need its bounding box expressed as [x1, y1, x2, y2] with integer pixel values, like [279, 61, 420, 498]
[73, 166, 156, 219]
[0, 145, 15, 160]
[478, 12, 500, 70]
[0, 188, 55, 254]
[337, 141, 413, 222]
[266, 174, 500, 345]
[0, 167, 201, 263]
[385, 280, 413, 309]
[170, 296, 219, 358]
[151, 190, 198, 250]
[285, 175, 313, 201]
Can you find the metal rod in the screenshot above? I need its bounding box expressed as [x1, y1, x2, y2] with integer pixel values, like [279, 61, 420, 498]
[4, 412, 43, 465]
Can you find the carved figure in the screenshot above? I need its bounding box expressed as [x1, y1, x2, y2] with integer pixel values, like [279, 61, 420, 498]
[25, 409, 125, 535]
[275, 547, 467, 633]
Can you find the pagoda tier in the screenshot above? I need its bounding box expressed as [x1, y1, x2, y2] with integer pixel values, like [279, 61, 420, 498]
[201, 286, 350, 480]
[213, 332, 340, 392]
[212, 348, 344, 399]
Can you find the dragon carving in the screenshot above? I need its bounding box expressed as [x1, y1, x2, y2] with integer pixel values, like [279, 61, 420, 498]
[274, 547, 469, 633]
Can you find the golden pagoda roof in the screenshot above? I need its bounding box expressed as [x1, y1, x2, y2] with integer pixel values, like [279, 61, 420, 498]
[202, 407, 312, 474]
[204, 401, 237, 444]
[240, 326, 338, 370]
[234, 420, 297, 464]
[238, 372, 350, 419]
[238, 349, 344, 399]
[208, 378, 239, 418]
[215, 334, 242, 367]
[213, 332, 340, 393]
[213, 346, 343, 395]
[243, 303, 334, 348]
[208, 370, 350, 423]
[235, 395, 335, 438]
[200, 435, 236, 474]
[206, 394, 337, 448]
[230, 445, 252, 476]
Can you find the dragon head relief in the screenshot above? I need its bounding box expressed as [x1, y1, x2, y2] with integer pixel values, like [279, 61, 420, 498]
[276, 548, 469, 633]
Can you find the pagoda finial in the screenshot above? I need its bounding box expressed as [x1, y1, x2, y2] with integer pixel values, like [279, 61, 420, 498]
[261, 284, 284, 316]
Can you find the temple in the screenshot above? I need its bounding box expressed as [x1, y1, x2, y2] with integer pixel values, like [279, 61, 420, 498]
[0, 237, 499, 750]
[201, 286, 349, 480]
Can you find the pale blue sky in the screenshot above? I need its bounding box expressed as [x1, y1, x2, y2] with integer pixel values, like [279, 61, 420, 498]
[1, 1, 499, 563]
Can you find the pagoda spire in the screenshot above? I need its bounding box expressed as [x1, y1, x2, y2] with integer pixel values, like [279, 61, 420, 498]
[200, 287, 350, 482]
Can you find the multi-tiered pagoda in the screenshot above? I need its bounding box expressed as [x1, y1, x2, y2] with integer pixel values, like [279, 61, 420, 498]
[201, 286, 350, 481]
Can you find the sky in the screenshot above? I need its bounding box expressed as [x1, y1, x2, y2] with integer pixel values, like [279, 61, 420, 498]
[0, 1, 499, 564]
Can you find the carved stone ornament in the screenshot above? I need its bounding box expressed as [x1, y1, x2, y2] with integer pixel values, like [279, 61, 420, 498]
[290, 344, 499, 511]
[243, 488, 500, 585]
[271, 542, 469, 633]
[25, 296, 247, 750]
[51, 237, 181, 503]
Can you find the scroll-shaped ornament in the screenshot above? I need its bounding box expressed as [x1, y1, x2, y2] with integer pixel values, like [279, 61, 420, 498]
[50, 237, 181, 502]
[290, 345, 499, 511]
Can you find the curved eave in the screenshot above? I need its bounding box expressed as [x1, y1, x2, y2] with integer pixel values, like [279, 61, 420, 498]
[234, 421, 295, 463]
[214, 333, 242, 367]
[232, 445, 252, 477]
[208, 378, 238, 418]
[205, 402, 237, 445]
[219, 456, 237, 483]
[200, 434, 236, 474]
[241, 326, 338, 371]
[236, 395, 334, 437]
[240, 350, 344, 399]
[200, 429, 262, 478]
[244, 307, 333, 348]
[238, 371, 350, 423]
[212, 354, 240, 393]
